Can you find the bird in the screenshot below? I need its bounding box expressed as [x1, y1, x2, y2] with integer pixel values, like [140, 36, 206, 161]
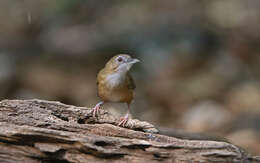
[91, 54, 140, 127]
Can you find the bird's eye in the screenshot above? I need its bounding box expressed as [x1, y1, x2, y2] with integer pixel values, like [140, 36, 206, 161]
[117, 57, 123, 62]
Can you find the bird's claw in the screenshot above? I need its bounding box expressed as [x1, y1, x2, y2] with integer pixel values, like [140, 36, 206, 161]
[118, 115, 129, 127]
[90, 103, 102, 117]
[90, 106, 99, 117]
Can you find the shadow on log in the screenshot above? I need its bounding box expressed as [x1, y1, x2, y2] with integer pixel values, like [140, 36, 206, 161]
[0, 99, 259, 163]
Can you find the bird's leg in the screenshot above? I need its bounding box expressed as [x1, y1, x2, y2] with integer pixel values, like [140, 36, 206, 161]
[118, 104, 131, 127]
[91, 101, 104, 117]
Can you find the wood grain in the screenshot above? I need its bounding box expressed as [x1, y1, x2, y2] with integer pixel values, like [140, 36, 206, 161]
[0, 99, 259, 163]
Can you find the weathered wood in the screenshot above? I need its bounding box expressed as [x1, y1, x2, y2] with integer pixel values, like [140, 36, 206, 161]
[0, 99, 258, 163]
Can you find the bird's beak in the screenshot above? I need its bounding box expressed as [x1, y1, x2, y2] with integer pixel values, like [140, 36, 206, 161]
[128, 58, 140, 64]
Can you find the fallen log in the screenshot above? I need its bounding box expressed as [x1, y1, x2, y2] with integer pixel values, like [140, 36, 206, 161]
[0, 99, 259, 163]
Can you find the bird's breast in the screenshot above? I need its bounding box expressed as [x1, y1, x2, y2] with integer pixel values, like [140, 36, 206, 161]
[97, 72, 133, 104]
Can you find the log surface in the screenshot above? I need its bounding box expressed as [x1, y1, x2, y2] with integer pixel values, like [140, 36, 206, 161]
[0, 99, 259, 163]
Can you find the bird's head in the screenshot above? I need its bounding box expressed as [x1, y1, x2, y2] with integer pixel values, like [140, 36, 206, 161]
[105, 54, 140, 73]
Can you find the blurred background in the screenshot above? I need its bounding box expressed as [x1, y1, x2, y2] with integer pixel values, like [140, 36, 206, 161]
[1, 0, 260, 154]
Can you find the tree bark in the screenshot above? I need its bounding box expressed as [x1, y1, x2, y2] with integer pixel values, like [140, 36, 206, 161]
[0, 99, 259, 163]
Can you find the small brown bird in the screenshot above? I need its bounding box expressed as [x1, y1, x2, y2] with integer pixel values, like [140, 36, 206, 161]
[91, 54, 140, 126]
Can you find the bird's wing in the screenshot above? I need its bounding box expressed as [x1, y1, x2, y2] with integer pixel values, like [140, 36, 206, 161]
[126, 73, 136, 90]
[96, 68, 106, 86]
[96, 74, 99, 85]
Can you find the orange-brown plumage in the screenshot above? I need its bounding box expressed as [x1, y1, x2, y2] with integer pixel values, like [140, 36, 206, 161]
[91, 54, 139, 127]
[97, 70, 135, 105]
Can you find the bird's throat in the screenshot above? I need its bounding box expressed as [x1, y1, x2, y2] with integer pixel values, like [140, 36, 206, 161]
[105, 71, 126, 88]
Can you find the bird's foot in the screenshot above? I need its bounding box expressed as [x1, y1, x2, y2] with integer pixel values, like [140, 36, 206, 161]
[90, 102, 103, 117]
[118, 114, 129, 127]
